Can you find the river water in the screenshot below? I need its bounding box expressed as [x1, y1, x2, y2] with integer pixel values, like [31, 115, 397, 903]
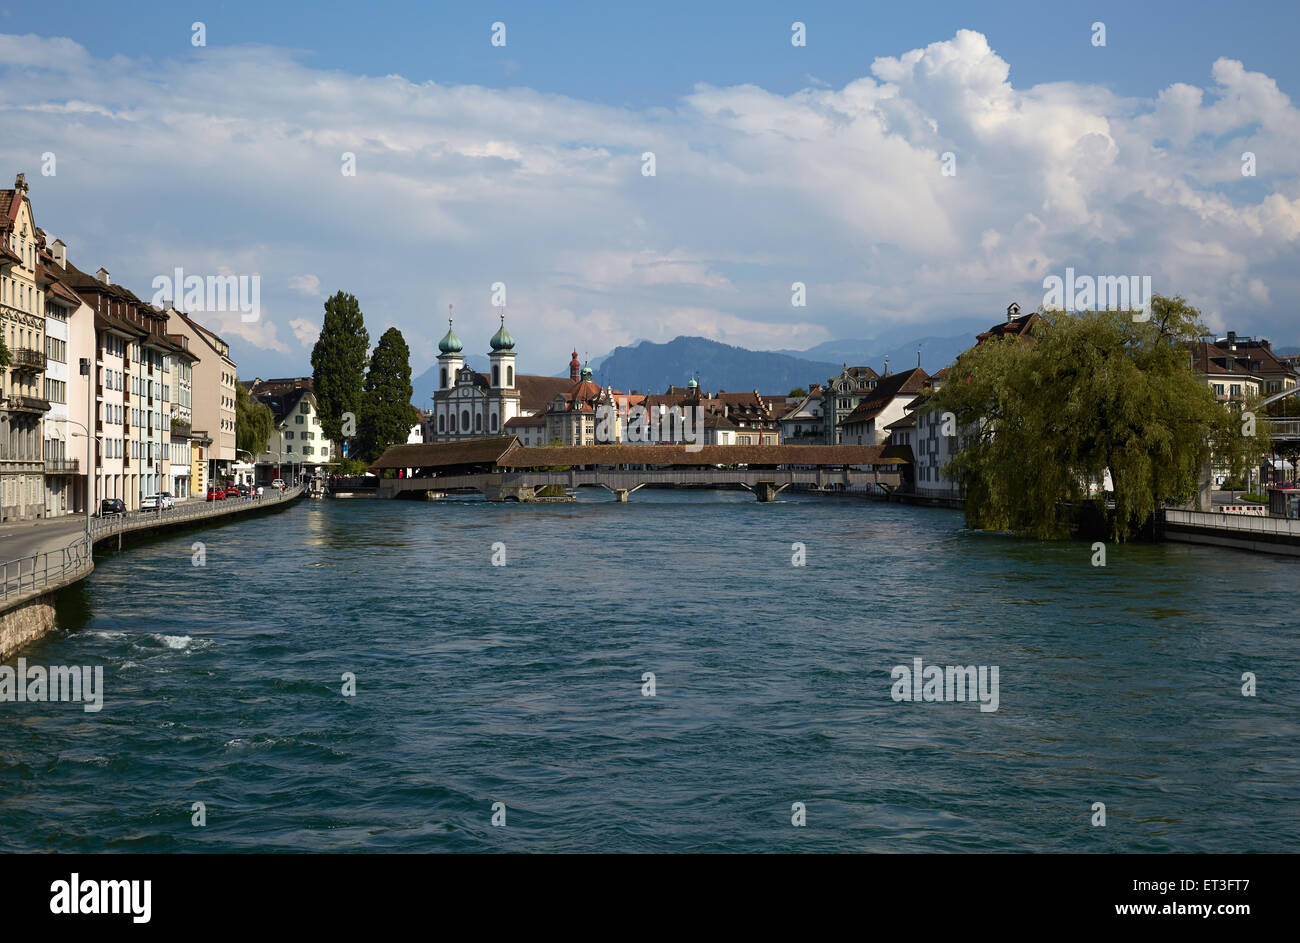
[2, 491, 1297, 852]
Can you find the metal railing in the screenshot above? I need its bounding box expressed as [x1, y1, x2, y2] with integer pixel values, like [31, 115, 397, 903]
[8, 394, 51, 412]
[11, 347, 46, 370]
[1164, 507, 1300, 537]
[44, 457, 81, 474]
[1269, 419, 1300, 438]
[0, 532, 92, 604]
[89, 484, 304, 542]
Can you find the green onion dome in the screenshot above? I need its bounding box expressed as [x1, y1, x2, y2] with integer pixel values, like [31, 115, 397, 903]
[438, 318, 463, 355]
[490, 315, 515, 351]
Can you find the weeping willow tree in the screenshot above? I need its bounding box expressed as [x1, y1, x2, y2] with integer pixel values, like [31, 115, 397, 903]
[930, 296, 1268, 541]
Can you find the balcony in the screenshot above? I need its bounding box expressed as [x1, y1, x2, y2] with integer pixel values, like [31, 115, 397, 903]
[45, 457, 80, 474]
[123, 388, 130, 402]
[8, 393, 51, 413]
[171, 419, 192, 438]
[11, 348, 46, 372]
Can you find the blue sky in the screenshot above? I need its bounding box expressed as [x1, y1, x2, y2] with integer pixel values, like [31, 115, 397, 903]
[3, 0, 1298, 383]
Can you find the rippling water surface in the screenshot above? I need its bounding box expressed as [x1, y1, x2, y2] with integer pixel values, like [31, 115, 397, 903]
[2, 491, 1297, 852]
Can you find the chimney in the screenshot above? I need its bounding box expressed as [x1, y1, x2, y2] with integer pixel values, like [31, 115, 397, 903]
[96, 267, 111, 285]
[1007, 301, 1020, 322]
[1226, 331, 1236, 350]
[50, 239, 66, 269]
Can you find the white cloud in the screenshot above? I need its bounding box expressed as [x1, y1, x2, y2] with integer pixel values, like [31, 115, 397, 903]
[2, 29, 1297, 380]
[289, 317, 319, 348]
[288, 274, 321, 297]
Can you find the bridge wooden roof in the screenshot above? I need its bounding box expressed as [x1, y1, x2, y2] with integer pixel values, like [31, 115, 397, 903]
[496, 443, 899, 468]
[370, 436, 519, 470]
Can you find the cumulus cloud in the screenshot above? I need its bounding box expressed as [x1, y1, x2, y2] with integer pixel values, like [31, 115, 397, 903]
[289, 317, 320, 348]
[2, 29, 1297, 381]
[288, 274, 321, 297]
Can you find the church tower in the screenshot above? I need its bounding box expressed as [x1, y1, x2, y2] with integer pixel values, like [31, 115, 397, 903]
[437, 314, 464, 390]
[435, 312, 464, 440]
[488, 313, 520, 433]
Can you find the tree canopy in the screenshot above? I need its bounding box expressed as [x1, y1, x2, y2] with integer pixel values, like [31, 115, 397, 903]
[311, 291, 369, 447]
[929, 296, 1268, 541]
[355, 326, 418, 462]
[235, 383, 275, 458]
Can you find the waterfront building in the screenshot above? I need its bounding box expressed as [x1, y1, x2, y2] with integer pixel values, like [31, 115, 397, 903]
[779, 387, 826, 444]
[822, 366, 881, 444]
[0, 175, 49, 522]
[37, 238, 93, 516]
[840, 367, 930, 446]
[166, 328, 199, 498]
[60, 260, 184, 508]
[542, 364, 639, 446]
[903, 304, 1045, 498]
[247, 377, 336, 483]
[167, 310, 237, 483]
[1191, 332, 1294, 400]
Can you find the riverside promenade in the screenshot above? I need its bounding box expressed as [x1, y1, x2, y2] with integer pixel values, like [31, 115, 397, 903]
[0, 486, 305, 659]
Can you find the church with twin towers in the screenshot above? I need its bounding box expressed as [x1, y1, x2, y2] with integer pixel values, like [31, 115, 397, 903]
[427, 311, 592, 445]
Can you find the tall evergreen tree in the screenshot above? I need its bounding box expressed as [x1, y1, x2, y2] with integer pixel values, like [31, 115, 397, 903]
[356, 327, 418, 462]
[310, 291, 369, 448]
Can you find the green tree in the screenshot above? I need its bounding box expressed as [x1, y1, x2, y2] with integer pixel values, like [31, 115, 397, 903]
[235, 383, 275, 457]
[0, 336, 10, 368]
[789, 387, 807, 397]
[355, 327, 417, 462]
[929, 296, 1268, 541]
[310, 291, 369, 448]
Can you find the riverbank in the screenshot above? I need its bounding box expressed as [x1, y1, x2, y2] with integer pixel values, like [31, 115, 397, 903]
[0, 486, 305, 660]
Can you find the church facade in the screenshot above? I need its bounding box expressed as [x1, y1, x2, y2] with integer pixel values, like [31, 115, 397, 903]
[427, 315, 579, 443]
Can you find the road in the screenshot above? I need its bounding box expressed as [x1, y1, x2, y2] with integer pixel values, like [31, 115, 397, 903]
[0, 516, 88, 564]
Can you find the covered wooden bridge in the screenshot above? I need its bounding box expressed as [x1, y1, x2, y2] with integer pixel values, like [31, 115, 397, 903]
[369, 437, 904, 502]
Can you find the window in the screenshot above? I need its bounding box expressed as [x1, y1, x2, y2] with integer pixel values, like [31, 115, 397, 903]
[295, 415, 304, 425]
[300, 401, 309, 413]
[461, 410, 470, 430]
[491, 414, 498, 432]
[493, 365, 500, 386]
[441, 368, 448, 388]
[506, 366, 513, 385]
[286, 430, 295, 440]
[439, 414, 446, 432]
[475, 414, 482, 431]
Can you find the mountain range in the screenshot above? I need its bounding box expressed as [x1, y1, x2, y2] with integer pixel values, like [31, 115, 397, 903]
[410, 326, 988, 405]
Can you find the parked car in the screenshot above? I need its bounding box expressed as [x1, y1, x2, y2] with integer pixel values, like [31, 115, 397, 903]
[140, 493, 175, 510]
[271, 478, 285, 490]
[238, 483, 251, 496]
[206, 485, 225, 501]
[99, 498, 126, 516]
[224, 485, 241, 498]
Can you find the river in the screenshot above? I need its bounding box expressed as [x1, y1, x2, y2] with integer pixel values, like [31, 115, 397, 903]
[2, 491, 1296, 852]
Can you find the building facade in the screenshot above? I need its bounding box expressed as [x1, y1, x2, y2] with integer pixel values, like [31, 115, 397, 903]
[0, 175, 49, 521]
[247, 377, 336, 483]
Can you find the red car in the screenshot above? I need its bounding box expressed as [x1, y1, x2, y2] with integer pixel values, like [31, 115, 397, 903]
[224, 485, 240, 498]
[206, 485, 225, 501]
